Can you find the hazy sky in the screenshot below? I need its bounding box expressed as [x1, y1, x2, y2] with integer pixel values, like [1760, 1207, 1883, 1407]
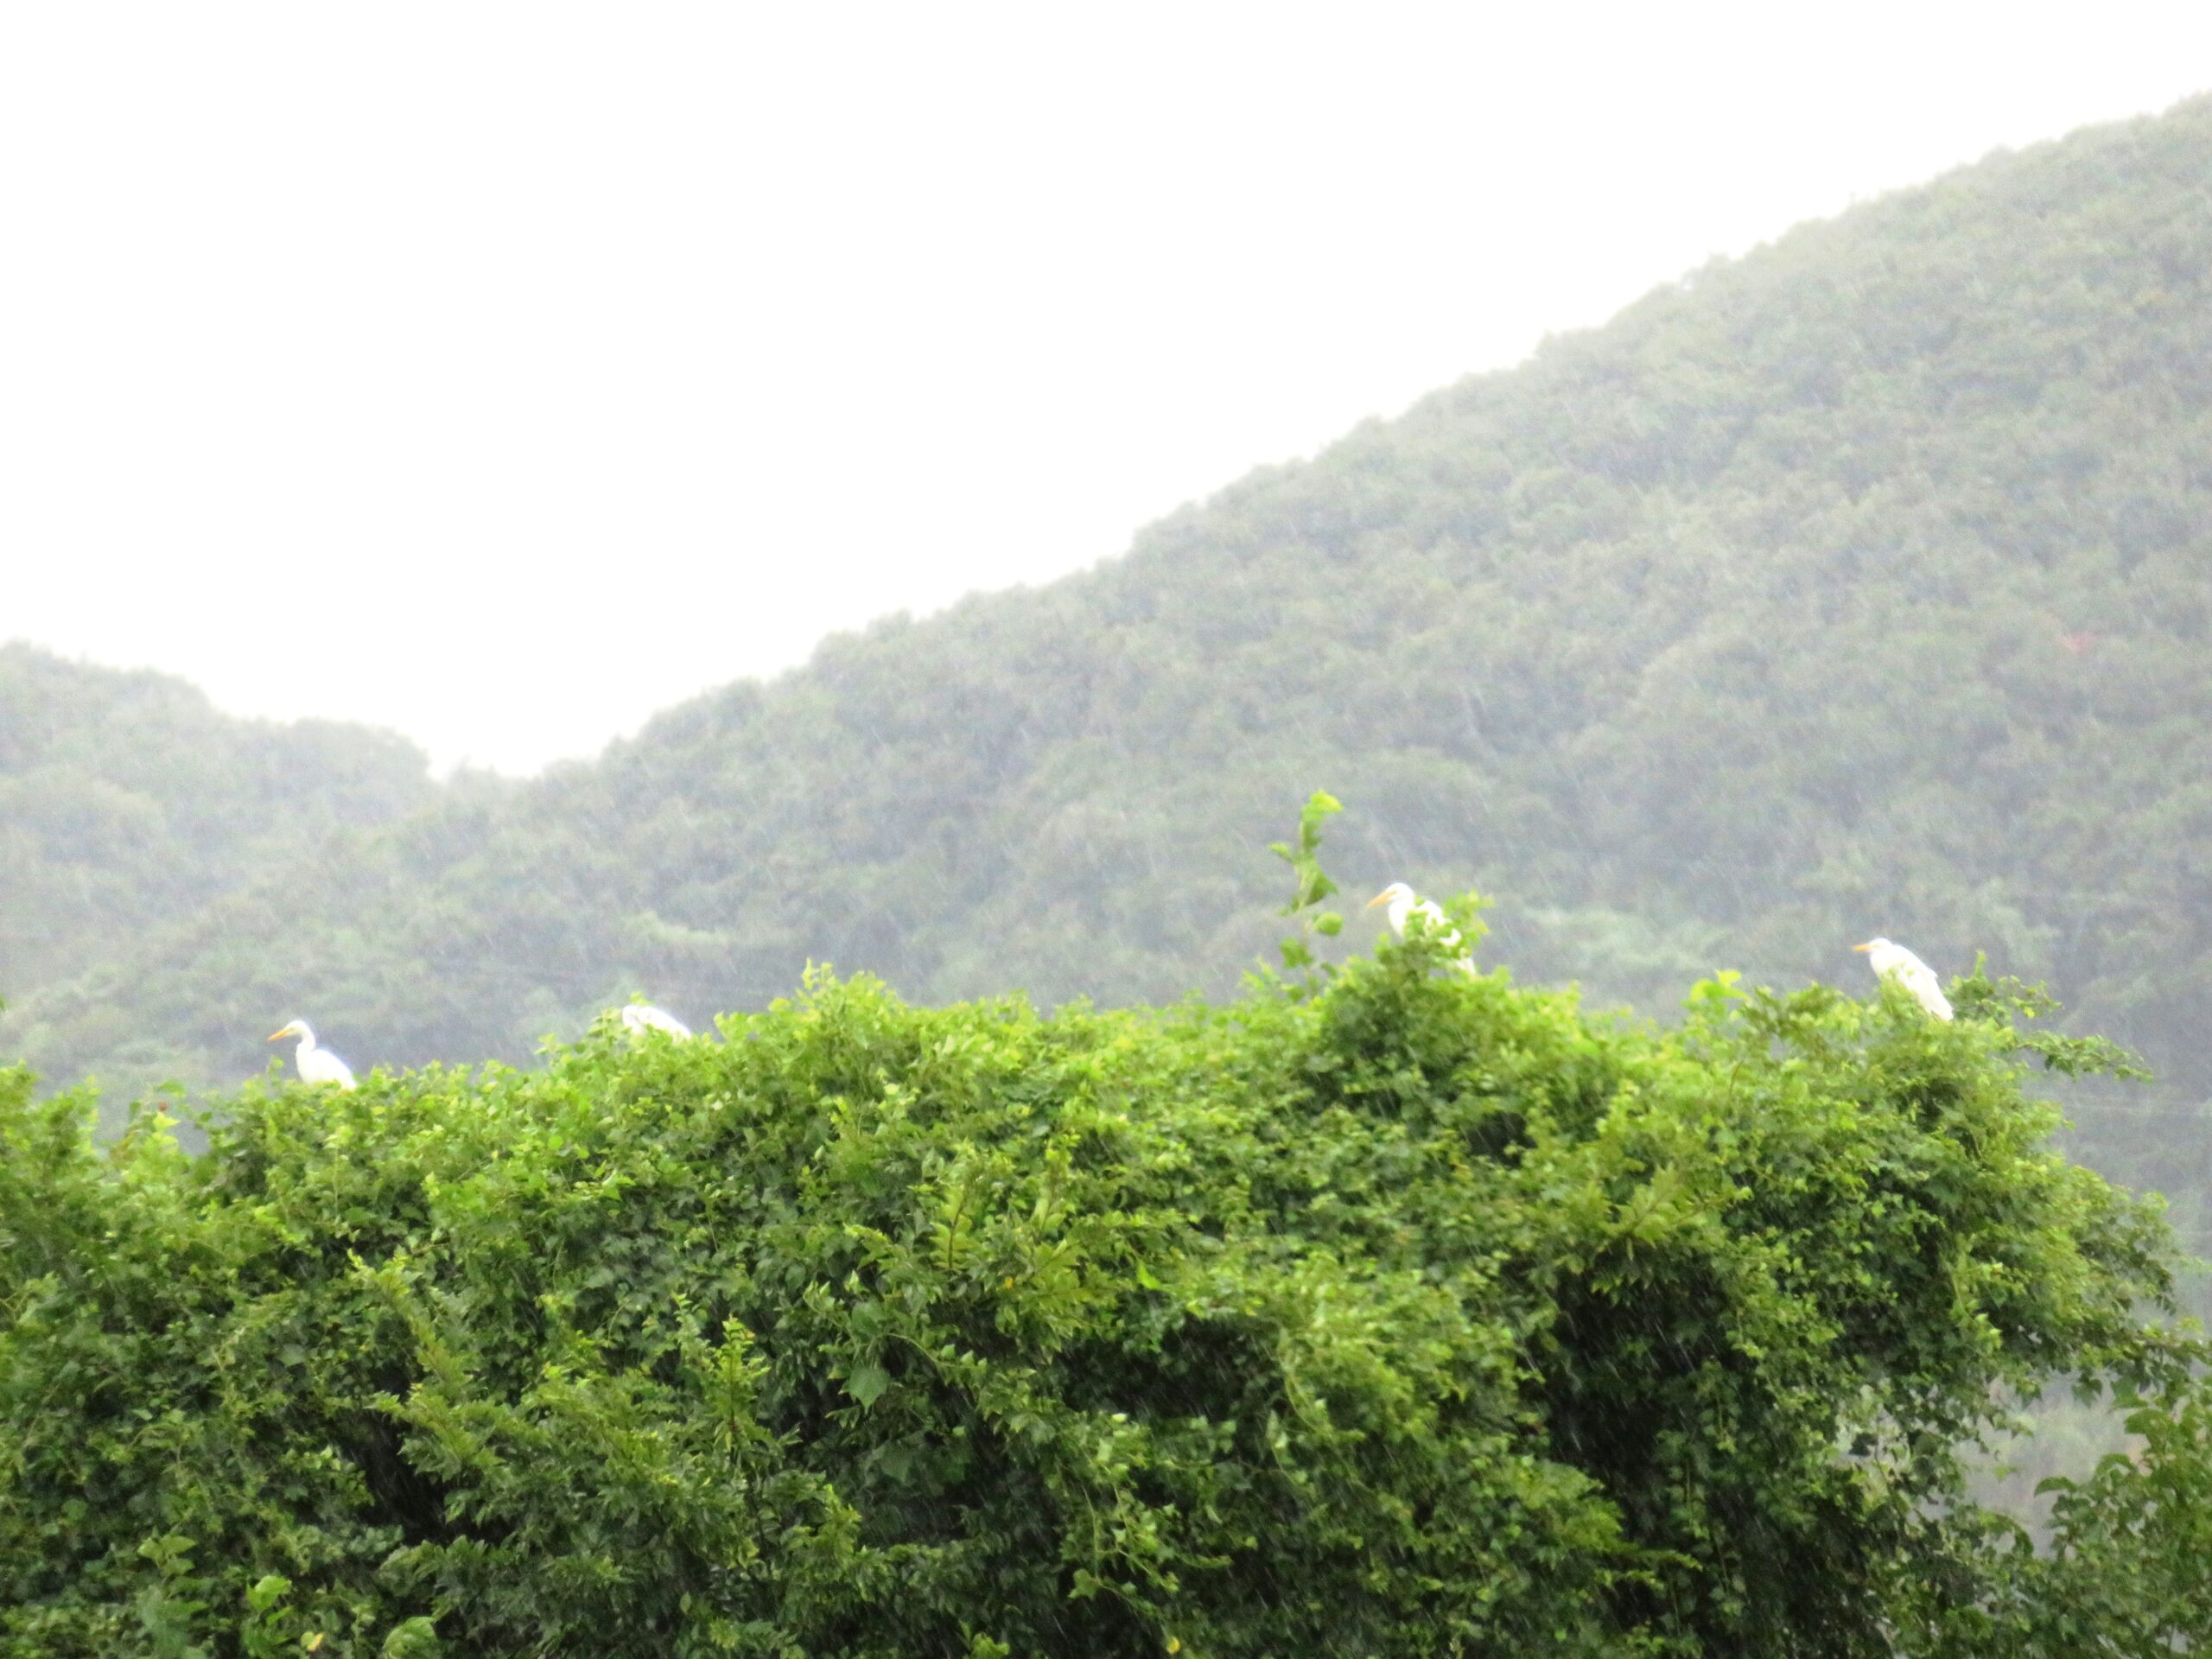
[7, 4, 2210, 773]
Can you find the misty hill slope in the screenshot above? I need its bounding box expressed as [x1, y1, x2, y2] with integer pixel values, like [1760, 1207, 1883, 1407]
[10, 97, 2212, 1113]
[0, 645, 442, 1007]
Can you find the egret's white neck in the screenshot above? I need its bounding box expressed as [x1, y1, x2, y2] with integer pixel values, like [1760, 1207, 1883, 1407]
[1387, 889, 1417, 933]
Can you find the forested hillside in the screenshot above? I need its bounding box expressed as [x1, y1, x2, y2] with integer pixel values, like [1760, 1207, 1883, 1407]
[0, 645, 441, 1004]
[8, 99, 2212, 1146]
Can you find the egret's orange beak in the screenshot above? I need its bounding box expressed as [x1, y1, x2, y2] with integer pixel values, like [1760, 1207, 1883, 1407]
[267, 1029, 287, 1042]
[1364, 891, 1390, 909]
[1850, 943, 1874, 954]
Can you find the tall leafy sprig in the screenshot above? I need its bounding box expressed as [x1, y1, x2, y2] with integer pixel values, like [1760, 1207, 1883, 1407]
[1268, 789, 1344, 993]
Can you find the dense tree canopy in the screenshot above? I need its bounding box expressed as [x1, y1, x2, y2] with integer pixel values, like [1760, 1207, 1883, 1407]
[2, 903, 2205, 1656]
[0, 645, 440, 1002]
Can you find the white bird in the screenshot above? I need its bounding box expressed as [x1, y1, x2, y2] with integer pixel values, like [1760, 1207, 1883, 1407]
[621, 1003, 694, 1040]
[1851, 938, 1953, 1021]
[268, 1019, 359, 1088]
[1366, 881, 1476, 975]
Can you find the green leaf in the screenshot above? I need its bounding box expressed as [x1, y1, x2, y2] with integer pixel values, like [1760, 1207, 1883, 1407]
[382, 1616, 443, 1658]
[245, 1574, 290, 1616]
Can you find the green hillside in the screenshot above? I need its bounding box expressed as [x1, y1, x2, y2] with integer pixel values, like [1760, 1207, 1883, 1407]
[0, 645, 440, 1011]
[10, 99, 2212, 1134]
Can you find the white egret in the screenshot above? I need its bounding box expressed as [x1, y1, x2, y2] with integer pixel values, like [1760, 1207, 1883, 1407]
[1851, 938, 1953, 1021]
[1366, 881, 1476, 975]
[621, 1003, 694, 1040]
[268, 1019, 359, 1088]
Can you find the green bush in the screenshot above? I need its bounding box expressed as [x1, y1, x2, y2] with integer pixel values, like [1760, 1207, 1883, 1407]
[2, 920, 2204, 1656]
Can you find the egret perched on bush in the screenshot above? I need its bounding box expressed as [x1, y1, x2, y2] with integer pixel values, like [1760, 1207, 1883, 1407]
[622, 1003, 694, 1040]
[1852, 938, 1953, 1020]
[1367, 881, 1476, 975]
[268, 1020, 358, 1088]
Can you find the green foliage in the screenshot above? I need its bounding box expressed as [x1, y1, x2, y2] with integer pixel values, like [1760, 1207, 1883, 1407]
[1950, 959, 2152, 1082]
[0, 645, 438, 1017]
[3, 925, 2205, 1655]
[1268, 788, 1344, 982]
[10, 100, 2212, 1647]
[1270, 787, 1344, 918]
[16, 102, 2212, 1163]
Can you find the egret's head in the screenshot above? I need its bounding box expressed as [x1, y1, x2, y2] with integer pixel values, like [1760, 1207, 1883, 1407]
[1851, 938, 1890, 955]
[1366, 881, 1414, 911]
[268, 1019, 308, 1044]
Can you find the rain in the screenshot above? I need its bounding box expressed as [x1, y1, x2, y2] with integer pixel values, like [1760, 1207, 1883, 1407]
[3, 7, 2210, 1651]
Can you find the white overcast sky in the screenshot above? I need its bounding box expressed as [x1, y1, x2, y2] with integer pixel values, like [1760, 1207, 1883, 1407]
[5, 3, 2209, 773]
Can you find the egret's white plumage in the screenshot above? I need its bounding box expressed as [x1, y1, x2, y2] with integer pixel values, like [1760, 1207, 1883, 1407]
[622, 1003, 694, 1040]
[1367, 881, 1475, 975]
[268, 1019, 358, 1088]
[1852, 938, 1953, 1020]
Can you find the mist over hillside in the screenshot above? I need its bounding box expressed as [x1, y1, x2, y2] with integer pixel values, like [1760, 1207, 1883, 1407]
[7, 93, 2212, 1192]
[0, 645, 443, 997]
